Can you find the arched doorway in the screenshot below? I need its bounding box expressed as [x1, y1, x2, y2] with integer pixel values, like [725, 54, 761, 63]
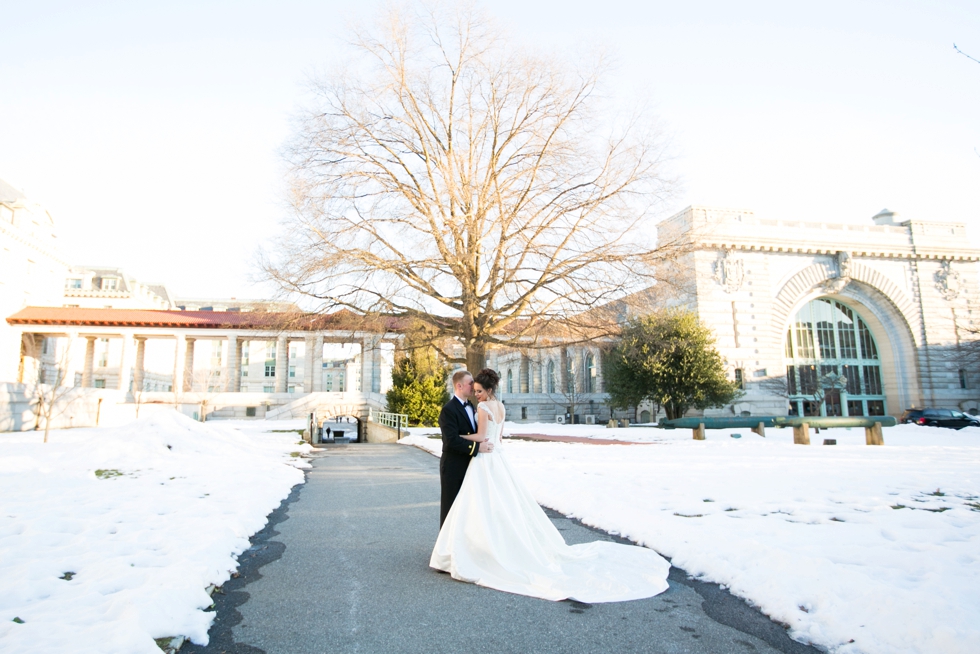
[784, 298, 886, 417]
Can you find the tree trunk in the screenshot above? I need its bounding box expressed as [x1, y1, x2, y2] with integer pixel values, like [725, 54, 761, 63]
[466, 341, 487, 375]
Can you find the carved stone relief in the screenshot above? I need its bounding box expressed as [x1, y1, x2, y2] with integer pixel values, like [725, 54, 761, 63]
[935, 260, 961, 301]
[821, 251, 852, 293]
[712, 249, 745, 293]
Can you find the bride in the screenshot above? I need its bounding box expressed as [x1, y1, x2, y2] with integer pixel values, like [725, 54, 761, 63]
[430, 368, 670, 603]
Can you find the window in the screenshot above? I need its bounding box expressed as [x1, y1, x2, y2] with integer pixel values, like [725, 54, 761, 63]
[263, 385, 274, 393]
[289, 366, 296, 378]
[547, 360, 556, 394]
[246, 407, 257, 417]
[959, 369, 969, 390]
[101, 278, 118, 291]
[507, 369, 513, 394]
[94, 379, 106, 388]
[863, 366, 882, 395]
[785, 298, 885, 416]
[734, 368, 744, 390]
[265, 363, 275, 377]
[521, 406, 528, 420]
[66, 278, 82, 289]
[288, 385, 296, 393]
[585, 354, 596, 393]
[242, 368, 248, 377]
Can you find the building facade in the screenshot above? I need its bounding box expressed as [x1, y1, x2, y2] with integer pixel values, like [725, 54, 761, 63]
[0, 179, 69, 384]
[656, 206, 980, 418]
[3, 180, 979, 428]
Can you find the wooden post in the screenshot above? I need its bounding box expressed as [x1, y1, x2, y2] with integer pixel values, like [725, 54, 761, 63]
[865, 422, 884, 445]
[793, 422, 810, 445]
[693, 423, 706, 440]
[751, 422, 766, 437]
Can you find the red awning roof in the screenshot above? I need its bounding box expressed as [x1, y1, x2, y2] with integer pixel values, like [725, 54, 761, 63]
[5, 306, 382, 330]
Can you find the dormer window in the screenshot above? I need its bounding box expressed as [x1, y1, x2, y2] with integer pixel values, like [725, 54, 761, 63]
[67, 278, 82, 289]
[101, 278, 118, 291]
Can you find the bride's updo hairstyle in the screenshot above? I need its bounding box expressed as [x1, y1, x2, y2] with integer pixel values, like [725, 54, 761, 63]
[474, 368, 500, 396]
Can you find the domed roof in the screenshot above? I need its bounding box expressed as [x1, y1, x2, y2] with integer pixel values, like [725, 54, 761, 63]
[0, 178, 28, 203]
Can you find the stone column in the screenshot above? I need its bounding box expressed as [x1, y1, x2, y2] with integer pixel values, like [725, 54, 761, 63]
[275, 334, 288, 393]
[312, 335, 324, 392]
[183, 337, 196, 392]
[117, 334, 133, 392]
[519, 355, 530, 394]
[560, 347, 570, 393]
[173, 336, 186, 394]
[82, 336, 96, 388]
[133, 337, 146, 393]
[361, 336, 380, 394]
[225, 334, 240, 392]
[303, 335, 315, 392]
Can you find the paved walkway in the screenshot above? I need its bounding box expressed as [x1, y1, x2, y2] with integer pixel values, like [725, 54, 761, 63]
[185, 444, 818, 654]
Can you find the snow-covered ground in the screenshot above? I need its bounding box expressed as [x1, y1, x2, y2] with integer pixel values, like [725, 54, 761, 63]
[402, 422, 980, 654]
[0, 414, 311, 654]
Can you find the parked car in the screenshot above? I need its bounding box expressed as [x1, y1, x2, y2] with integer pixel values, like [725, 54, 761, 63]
[901, 408, 980, 430]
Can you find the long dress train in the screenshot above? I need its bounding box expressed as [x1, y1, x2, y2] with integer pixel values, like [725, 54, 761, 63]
[430, 403, 669, 603]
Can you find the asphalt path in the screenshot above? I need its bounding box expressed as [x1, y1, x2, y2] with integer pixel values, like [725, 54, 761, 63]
[184, 444, 820, 654]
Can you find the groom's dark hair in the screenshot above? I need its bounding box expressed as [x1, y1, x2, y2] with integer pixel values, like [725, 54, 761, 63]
[451, 370, 472, 386]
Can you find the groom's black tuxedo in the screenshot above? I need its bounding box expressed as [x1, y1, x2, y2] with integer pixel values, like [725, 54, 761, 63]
[438, 396, 479, 526]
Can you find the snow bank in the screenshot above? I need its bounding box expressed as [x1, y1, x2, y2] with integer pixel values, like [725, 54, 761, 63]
[0, 414, 310, 654]
[401, 424, 980, 654]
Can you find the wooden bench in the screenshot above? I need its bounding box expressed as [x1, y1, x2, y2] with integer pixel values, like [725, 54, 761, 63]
[658, 416, 779, 440]
[773, 416, 896, 445]
[659, 415, 897, 445]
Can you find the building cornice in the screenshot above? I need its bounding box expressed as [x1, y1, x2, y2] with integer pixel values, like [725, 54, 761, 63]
[0, 220, 70, 267]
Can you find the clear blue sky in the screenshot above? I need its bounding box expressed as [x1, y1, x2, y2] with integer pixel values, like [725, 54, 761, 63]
[1, 0, 978, 298]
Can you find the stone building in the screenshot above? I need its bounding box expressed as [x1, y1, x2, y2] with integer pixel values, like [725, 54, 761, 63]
[3, 175, 979, 428]
[0, 179, 69, 384]
[483, 206, 980, 423]
[655, 206, 980, 418]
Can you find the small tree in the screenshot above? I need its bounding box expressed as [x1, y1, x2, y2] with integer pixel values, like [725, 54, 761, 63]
[386, 348, 449, 427]
[602, 348, 651, 422]
[606, 310, 742, 420]
[22, 335, 79, 443]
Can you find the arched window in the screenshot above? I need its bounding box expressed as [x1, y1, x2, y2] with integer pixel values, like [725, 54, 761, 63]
[784, 298, 884, 417]
[547, 359, 556, 394]
[507, 369, 513, 394]
[585, 353, 596, 393]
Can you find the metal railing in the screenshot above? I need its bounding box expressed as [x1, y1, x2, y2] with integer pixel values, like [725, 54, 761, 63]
[370, 409, 410, 439]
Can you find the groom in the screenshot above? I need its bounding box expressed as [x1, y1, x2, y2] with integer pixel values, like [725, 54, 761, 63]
[438, 369, 493, 526]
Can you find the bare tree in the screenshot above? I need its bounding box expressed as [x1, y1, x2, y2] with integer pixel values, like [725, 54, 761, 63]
[265, 3, 677, 372]
[21, 335, 79, 443]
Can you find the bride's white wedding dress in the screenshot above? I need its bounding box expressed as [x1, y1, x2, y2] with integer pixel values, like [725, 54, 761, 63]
[430, 402, 669, 603]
